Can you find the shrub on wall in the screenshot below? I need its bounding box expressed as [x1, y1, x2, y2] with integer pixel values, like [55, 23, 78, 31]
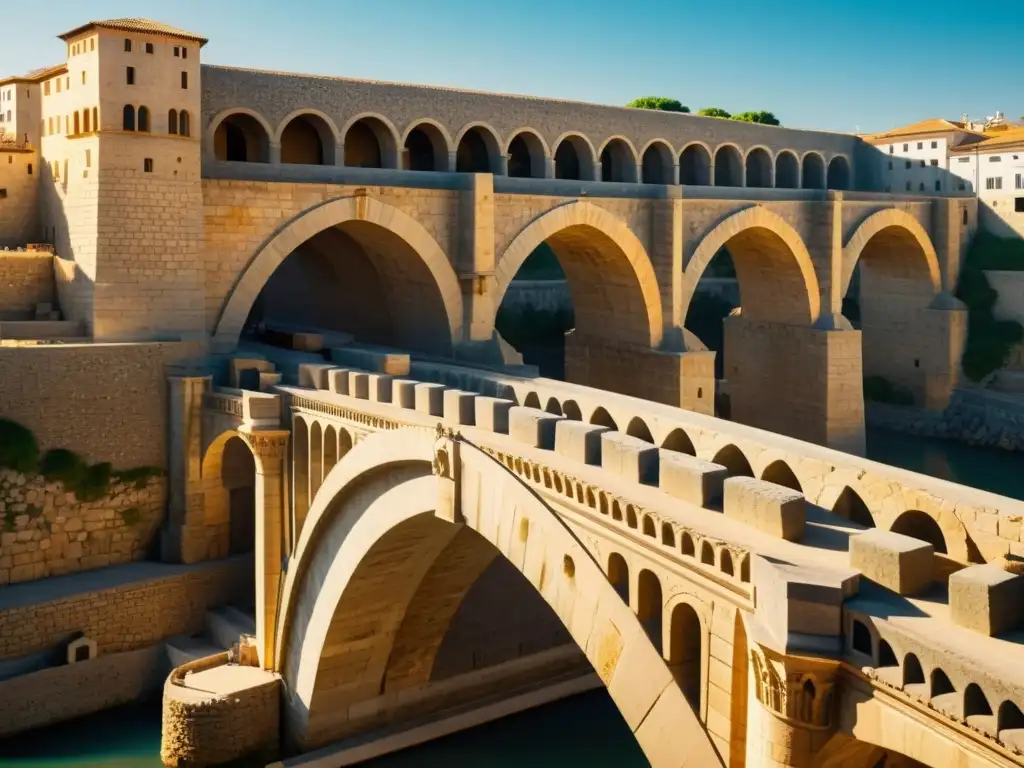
[626, 97, 689, 113]
[956, 233, 1024, 381]
[0, 419, 39, 473]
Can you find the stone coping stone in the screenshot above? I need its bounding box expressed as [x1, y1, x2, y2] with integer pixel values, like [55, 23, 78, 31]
[509, 407, 561, 449]
[392, 379, 417, 409]
[326, 368, 351, 395]
[659, 452, 728, 507]
[348, 371, 370, 400]
[414, 382, 445, 417]
[330, 346, 410, 376]
[367, 373, 393, 404]
[296, 363, 337, 390]
[443, 390, 476, 426]
[600, 432, 658, 485]
[474, 396, 514, 434]
[723, 477, 805, 541]
[949, 563, 1024, 636]
[849, 528, 933, 596]
[555, 421, 609, 466]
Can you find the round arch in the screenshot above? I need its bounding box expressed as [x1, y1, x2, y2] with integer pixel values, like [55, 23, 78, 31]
[841, 208, 942, 296]
[454, 121, 504, 174]
[191, 429, 261, 562]
[506, 128, 550, 179]
[775, 150, 800, 189]
[597, 135, 639, 183]
[552, 132, 598, 181]
[212, 195, 464, 352]
[713, 144, 744, 187]
[276, 110, 338, 166]
[273, 108, 341, 147]
[682, 206, 822, 327]
[801, 152, 826, 189]
[744, 146, 774, 188]
[401, 118, 455, 172]
[340, 112, 401, 169]
[679, 142, 713, 186]
[275, 428, 720, 763]
[207, 107, 275, 163]
[827, 155, 852, 190]
[639, 139, 676, 185]
[494, 201, 664, 348]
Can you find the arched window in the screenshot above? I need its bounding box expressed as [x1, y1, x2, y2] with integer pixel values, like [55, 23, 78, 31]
[137, 106, 150, 132]
[178, 110, 190, 137]
[168, 108, 178, 135]
[122, 104, 135, 131]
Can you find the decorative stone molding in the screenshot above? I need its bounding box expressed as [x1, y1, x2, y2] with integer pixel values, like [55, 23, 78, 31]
[751, 645, 837, 729]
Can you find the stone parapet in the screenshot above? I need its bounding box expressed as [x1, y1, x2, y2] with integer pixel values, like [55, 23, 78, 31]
[849, 528, 934, 596]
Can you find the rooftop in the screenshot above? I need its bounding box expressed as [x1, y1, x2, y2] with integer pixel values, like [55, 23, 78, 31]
[950, 125, 1024, 153]
[0, 62, 67, 87]
[57, 18, 208, 46]
[862, 117, 981, 142]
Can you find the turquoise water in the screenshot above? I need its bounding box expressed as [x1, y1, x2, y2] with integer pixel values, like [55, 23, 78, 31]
[1, 427, 1021, 768]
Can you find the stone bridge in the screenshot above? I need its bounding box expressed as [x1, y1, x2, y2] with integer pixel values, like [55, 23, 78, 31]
[162, 348, 1024, 768]
[200, 160, 977, 456]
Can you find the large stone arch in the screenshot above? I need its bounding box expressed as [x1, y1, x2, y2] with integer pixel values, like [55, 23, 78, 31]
[493, 201, 663, 348]
[841, 208, 942, 297]
[212, 195, 464, 353]
[276, 429, 720, 765]
[682, 206, 821, 327]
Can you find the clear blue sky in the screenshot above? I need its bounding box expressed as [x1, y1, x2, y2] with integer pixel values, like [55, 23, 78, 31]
[4, 0, 1022, 134]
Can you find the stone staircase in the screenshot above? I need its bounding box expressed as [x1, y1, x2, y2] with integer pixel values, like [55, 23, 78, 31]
[165, 605, 256, 668]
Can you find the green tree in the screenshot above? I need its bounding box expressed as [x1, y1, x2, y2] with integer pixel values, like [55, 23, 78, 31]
[733, 110, 781, 126]
[626, 97, 689, 113]
[697, 107, 731, 119]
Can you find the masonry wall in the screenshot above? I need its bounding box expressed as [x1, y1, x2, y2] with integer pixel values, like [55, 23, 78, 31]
[0, 472, 164, 586]
[0, 340, 204, 468]
[0, 250, 53, 319]
[0, 556, 251, 660]
[0, 149, 39, 248]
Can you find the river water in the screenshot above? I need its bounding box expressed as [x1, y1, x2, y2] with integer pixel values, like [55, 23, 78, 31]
[1, 427, 1022, 768]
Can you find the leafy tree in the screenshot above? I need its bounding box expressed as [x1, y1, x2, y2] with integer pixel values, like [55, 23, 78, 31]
[733, 110, 781, 126]
[626, 97, 689, 113]
[697, 107, 731, 119]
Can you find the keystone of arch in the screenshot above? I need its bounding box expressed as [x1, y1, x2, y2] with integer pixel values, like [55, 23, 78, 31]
[841, 208, 942, 297]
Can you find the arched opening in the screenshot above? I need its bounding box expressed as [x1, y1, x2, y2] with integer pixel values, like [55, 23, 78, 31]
[713, 145, 742, 186]
[878, 640, 898, 668]
[775, 151, 799, 188]
[999, 701, 1024, 734]
[562, 400, 583, 421]
[700, 541, 715, 565]
[608, 552, 630, 602]
[137, 106, 149, 132]
[322, 425, 339, 479]
[637, 570, 663, 652]
[122, 104, 135, 131]
[309, 422, 323, 505]
[404, 122, 448, 172]
[600, 138, 638, 183]
[844, 219, 940, 407]
[553, 135, 595, 181]
[293, 418, 310, 536]
[168, 108, 178, 135]
[221, 436, 256, 556]
[661, 428, 696, 456]
[965, 684, 993, 721]
[625, 416, 653, 443]
[661, 522, 675, 547]
[507, 131, 546, 179]
[930, 668, 955, 698]
[890, 510, 946, 553]
[833, 486, 875, 527]
[712, 444, 753, 478]
[344, 117, 397, 168]
[745, 147, 772, 188]
[681, 533, 695, 557]
[523, 392, 542, 409]
[590, 407, 618, 431]
[642, 515, 656, 537]
[903, 654, 925, 687]
[179, 110, 190, 137]
[851, 619, 872, 656]
[214, 113, 270, 163]
[679, 144, 711, 186]
[760, 460, 802, 492]
[802, 153, 826, 189]
[626, 506, 638, 528]
[240, 209, 457, 358]
[721, 550, 734, 576]
[281, 114, 334, 165]
[641, 142, 673, 184]
[456, 125, 499, 174]
[544, 397, 562, 416]
[740, 555, 750, 582]
[668, 603, 702, 708]
[827, 156, 851, 190]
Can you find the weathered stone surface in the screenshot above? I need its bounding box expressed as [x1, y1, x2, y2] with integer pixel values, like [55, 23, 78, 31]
[554, 421, 609, 466]
[949, 564, 1024, 636]
[601, 432, 659, 484]
[659, 452, 728, 506]
[414, 383, 445, 417]
[474, 396, 514, 434]
[849, 528, 933, 596]
[508, 407, 561, 449]
[443, 390, 476, 426]
[723, 477, 805, 541]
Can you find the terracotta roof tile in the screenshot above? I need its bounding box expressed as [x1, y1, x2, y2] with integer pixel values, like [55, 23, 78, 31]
[949, 127, 1024, 153]
[0, 62, 67, 86]
[862, 118, 979, 142]
[58, 18, 207, 45]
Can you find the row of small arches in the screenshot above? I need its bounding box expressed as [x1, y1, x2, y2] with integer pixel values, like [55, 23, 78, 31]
[122, 105, 192, 136]
[850, 619, 1024, 750]
[209, 108, 853, 190]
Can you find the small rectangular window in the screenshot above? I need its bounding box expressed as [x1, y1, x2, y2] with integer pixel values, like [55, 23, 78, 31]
[931, 141, 938, 149]
[905, 159, 911, 169]
[91, 38, 95, 51]
[126, 66, 135, 85]
[990, 156, 1002, 162]
[124, 38, 132, 52]
[888, 145, 894, 154]
[930, 159, 938, 166]
[1016, 197, 1024, 213]
[43, 81, 50, 96]
[85, 149, 91, 168]
[935, 180, 942, 191]
[56, 78, 61, 93]
[144, 158, 153, 173]
[919, 182, 925, 191]
[0, 189, 7, 199]
[958, 157, 970, 163]
[145, 42, 154, 54]
[180, 71, 187, 89]
[958, 181, 966, 191]
[905, 181, 911, 191]
[887, 160, 893, 170]
[1017, 174, 1023, 190]
[903, 143, 909, 151]
[173, 46, 180, 57]
[919, 160, 926, 168]
[917, 142, 923, 149]
[182, 47, 188, 59]
[81, 71, 86, 84]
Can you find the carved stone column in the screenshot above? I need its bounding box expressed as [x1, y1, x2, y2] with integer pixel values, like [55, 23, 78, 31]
[240, 428, 290, 670]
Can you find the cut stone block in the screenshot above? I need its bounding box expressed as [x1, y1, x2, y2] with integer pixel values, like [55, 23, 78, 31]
[297, 363, 336, 390]
[257, 372, 282, 391]
[349, 372, 369, 400]
[327, 368, 351, 395]
[659, 452, 728, 506]
[330, 346, 410, 376]
[849, 528, 933, 596]
[723, 477, 805, 541]
[228, 357, 274, 388]
[241, 391, 281, 428]
[392, 379, 417, 409]
[367, 374, 393, 403]
[949, 563, 1024, 636]
[509, 407, 561, 449]
[601, 432, 659, 484]
[291, 331, 323, 352]
[474, 396, 514, 433]
[555, 421, 609, 466]
[415, 383, 445, 417]
[443, 390, 476, 426]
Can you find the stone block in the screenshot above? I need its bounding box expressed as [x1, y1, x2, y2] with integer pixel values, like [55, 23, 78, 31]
[509, 407, 561, 449]
[326, 368, 350, 395]
[241, 391, 281, 428]
[849, 528, 933, 596]
[949, 564, 1024, 636]
[257, 372, 282, 391]
[723, 477, 805, 541]
[659, 452, 728, 506]
[291, 332, 323, 352]
[555, 421, 609, 466]
[415, 383, 445, 417]
[474, 396, 514, 433]
[367, 374, 393, 403]
[296, 363, 336, 390]
[348, 372, 369, 400]
[443, 390, 476, 426]
[330, 346, 410, 376]
[392, 380, 417, 409]
[228, 357, 274, 388]
[601, 432, 659, 484]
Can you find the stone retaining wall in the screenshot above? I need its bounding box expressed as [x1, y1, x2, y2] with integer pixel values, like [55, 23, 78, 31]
[0, 556, 252, 660]
[0, 250, 53, 320]
[0, 472, 164, 586]
[866, 388, 1024, 452]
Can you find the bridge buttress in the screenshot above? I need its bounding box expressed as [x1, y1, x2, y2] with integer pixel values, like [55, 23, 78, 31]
[164, 374, 213, 564]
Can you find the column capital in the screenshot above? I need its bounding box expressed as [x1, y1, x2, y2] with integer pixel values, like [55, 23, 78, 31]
[238, 428, 290, 465]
